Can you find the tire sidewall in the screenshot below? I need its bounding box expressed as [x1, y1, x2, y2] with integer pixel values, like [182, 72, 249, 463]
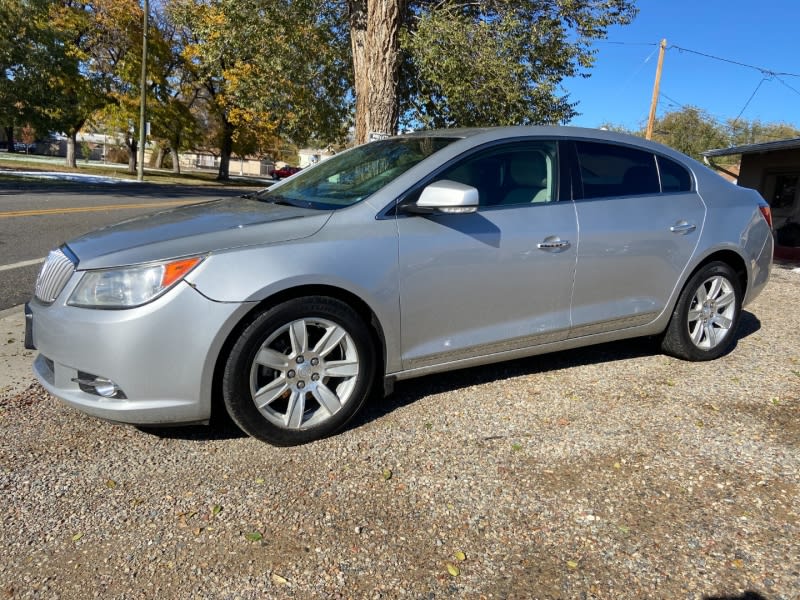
[667, 261, 743, 361]
[222, 297, 376, 445]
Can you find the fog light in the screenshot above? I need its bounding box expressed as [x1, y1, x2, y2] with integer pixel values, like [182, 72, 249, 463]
[72, 372, 127, 399]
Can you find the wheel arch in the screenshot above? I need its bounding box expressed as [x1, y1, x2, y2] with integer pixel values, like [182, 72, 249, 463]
[210, 284, 388, 422]
[686, 248, 748, 298]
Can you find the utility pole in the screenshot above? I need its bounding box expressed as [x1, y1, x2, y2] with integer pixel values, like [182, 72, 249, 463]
[645, 38, 667, 140]
[137, 0, 149, 182]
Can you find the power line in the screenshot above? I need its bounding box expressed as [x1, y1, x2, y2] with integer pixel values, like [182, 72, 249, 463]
[669, 44, 800, 78]
[732, 77, 769, 126]
[595, 40, 659, 47]
[775, 76, 800, 98]
[655, 90, 799, 142]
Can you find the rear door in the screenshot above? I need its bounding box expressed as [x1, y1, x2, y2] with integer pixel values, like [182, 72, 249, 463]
[568, 140, 706, 337]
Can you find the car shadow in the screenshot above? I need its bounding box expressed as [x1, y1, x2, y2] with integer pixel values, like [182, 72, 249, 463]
[351, 310, 762, 431]
[136, 408, 248, 442]
[139, 311, 760, 442]
[703, 592, 767, 600]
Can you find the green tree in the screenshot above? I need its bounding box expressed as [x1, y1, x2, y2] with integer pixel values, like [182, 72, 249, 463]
[348, 0, 638, 143]
[0, 0, 57, 151]
[168, 0, 350, 180]
[648, 106, 728, 161]
[727, 118, 800, 147]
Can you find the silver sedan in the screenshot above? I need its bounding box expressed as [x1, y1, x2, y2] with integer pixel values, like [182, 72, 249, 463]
[26, 127, 774, 445]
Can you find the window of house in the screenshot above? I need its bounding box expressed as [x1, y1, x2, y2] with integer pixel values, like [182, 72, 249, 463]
[575, 141, 660, 199]
[771, 173, 798, 209]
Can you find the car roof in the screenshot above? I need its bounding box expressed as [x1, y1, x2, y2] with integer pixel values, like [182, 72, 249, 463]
[401, 125, 684, 155]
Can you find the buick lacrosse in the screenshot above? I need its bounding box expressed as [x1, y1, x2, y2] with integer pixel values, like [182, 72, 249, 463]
[26, 127, 773, 445]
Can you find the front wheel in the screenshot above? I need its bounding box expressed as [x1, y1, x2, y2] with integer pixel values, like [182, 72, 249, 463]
[661, 261, 742, 361]
[222, 297, 376, 445]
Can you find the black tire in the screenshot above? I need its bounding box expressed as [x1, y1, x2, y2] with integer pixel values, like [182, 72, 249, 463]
[661, 261, 742, 361]
[222, 296, 376, 445]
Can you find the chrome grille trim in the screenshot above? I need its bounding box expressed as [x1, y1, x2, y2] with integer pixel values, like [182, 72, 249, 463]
[35, 248, 76, 304]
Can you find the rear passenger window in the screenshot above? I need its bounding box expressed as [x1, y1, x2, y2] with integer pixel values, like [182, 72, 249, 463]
[657, 155, 692, 192]
[575, 141, 660, 199]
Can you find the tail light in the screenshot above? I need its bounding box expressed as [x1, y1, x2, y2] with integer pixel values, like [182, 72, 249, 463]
[759, 204, 773, 228]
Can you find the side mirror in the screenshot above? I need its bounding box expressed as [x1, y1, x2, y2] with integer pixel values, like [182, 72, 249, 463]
[408, 180, 479, 214]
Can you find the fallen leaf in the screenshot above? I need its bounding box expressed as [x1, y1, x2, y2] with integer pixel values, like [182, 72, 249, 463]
[271, 573, 289, 585]
[446, 563, 460, 577]
[193, 527, 203, 536]
[454, 551, 466, 561]
[105, 479, 117, 489]
[511, 442, 523, 452]
[613, 462, 621, 470]
[732, 559, 744, 569]
[255, 478, 265, 485]
[71, 532, 84, 542]
[211, 504, 222, 516]
[566, 560, 579, 570]
[245, 531, 263, 542]
[382, 468, 392, 481]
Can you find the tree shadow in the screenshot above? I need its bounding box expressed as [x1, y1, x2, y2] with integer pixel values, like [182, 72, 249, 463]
[0, 179, 260, 198]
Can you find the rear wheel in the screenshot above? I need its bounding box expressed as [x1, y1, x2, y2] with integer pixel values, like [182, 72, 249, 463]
[222, 297, 376, 445]
[661, 261, 742, 361]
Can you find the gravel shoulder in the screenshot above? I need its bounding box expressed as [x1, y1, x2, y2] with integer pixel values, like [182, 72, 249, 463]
[1, 267, 798, 599]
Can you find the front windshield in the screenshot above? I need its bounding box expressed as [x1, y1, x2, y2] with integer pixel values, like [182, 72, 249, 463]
[257, 136, 458, 209]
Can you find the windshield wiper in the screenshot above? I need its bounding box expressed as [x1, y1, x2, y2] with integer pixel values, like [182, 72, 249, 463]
[258, 194, 301, 207]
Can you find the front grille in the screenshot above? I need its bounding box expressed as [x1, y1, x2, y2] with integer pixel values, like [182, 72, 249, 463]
[35, 248, 76, 304]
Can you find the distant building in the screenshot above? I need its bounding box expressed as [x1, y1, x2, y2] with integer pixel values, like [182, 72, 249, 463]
[298, 147, 335, 168]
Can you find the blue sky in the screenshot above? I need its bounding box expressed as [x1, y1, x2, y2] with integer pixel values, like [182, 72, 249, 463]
[564, 0, 800, 131]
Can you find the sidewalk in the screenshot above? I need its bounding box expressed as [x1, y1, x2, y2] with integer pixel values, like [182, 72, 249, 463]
[0, 305, 34, 398]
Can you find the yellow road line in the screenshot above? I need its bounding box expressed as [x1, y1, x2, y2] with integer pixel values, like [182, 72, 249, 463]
[0, 199, 200, 219]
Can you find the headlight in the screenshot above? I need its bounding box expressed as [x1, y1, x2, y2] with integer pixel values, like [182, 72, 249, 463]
[68, 256, 203, 308]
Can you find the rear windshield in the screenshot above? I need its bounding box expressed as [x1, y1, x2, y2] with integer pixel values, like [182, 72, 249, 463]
[257, 137, 458, 210]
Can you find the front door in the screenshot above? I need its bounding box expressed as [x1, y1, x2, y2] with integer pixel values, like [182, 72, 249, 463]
[396, 141, 578, 371]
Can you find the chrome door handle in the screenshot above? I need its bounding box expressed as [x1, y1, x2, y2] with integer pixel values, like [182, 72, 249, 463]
[670, 221, 697, 234]
[537, 237, 571, 251]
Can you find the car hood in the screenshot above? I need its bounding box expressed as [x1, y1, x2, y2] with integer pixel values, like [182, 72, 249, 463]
[66, 197, 333, 270]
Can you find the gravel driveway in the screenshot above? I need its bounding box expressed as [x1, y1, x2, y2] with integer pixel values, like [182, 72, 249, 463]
[1, 266, 798, 599]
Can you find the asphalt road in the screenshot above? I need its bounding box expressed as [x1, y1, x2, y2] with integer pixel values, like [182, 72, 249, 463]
[0, 180, 260, 311]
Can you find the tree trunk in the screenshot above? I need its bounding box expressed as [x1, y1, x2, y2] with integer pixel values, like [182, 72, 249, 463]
[126, 138, 137, 175]
[65, 133, 77, 168]
[4, 127, 14, 153]
[154, 146, 165, 168]
[217, 119, 234, 181]
[170, 148, 181, 174]
[349, 0, 405, 145]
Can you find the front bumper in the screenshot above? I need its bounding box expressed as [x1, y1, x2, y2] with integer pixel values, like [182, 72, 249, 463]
[28, 280, 253, 425]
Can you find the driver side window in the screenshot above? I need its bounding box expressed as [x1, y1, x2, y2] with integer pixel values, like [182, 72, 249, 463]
[437, 142, 558, 207]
